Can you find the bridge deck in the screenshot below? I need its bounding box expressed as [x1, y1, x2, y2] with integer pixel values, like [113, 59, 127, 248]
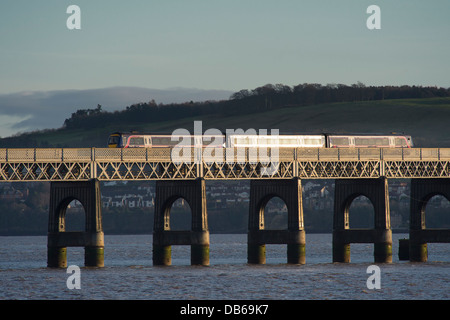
[0, 147, 449, 181]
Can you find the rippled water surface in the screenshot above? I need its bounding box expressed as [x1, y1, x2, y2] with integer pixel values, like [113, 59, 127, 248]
[0, 234, 449, 300]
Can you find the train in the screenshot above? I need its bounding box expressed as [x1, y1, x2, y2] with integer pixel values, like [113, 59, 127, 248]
[108, 132, 414, 148]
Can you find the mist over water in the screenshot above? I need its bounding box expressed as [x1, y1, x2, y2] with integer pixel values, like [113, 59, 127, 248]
[0, 234, 448, 300]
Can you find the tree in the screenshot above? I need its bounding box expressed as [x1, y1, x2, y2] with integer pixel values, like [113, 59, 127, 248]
[230, 89, 252, 100]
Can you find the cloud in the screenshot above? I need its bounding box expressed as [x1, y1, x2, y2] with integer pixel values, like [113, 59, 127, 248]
[0, 87, 233, 137]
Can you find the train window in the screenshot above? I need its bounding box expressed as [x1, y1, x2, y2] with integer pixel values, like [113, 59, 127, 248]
[378, 138, 390, 146]
[355, 138, 370, 146]
[394, 137, 407, 147]
[152, 137, 170, 146]
[329, 137, 350, 146]
[354, 137, 389, 146]
[108, 136, 120, 145]
[257, 137, 268, 145]
[166, 136, 194, 146]
[129, 137, 145, 145]
[253, 137, 264, 145]
[279, 138, 298, 145]
[236, 137, 251, 145]
[152, 137, 162, 145]
[304, 138, 323, 145]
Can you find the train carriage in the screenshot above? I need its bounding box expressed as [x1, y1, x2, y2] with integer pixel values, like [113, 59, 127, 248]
[108, 132, 224, 148]
[226, 134, 325, 148]
[326, 134, 413, 148]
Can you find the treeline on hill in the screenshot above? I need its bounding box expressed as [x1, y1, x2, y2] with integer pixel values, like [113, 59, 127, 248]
[1, 83, 449, 148]
[62, 83, 450, 130]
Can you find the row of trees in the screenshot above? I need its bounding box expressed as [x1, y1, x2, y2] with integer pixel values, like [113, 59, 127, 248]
[230, 82, 450, 102]
[1, 83, 449, 148]
[62, 83, 450, 130]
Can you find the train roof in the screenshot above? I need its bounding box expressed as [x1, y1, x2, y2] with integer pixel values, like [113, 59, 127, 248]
[110, 131, 412, 137]
[324, 133, 412, 137]
[110, 131, 186, 136]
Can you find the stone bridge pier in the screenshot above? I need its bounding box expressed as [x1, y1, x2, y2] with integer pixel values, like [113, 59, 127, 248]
[47, 179, 104, 268]
[153, 178, 209, 266]
[248, 178, 306, 264]
[409, 178, 450, 262]
[333, 177, 392, 263]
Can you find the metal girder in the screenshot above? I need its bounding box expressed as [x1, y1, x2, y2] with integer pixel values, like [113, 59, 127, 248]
[0, 162, 91, 181]
[202, 161, 294, 179]
[95, 161, 198, 180]
[384, 161, 450, 178]
[298, 161, 381, 179]
[0, 148, 450, 181]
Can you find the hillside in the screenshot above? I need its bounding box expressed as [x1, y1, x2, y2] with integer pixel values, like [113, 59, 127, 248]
[2, 97, 450, 148]
[1, 82, 450, 148]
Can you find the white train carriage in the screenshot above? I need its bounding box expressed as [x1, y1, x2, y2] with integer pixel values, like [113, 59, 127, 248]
[226, 134, 325, 148]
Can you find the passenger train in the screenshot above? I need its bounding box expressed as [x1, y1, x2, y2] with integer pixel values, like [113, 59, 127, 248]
[108, 132, 413, 148]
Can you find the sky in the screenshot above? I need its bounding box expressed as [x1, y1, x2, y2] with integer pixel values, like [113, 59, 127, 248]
[0, 0, 449, 137]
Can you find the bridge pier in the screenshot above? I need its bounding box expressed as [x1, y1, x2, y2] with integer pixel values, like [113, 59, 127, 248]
[333, 177, 392, 263]
[409, 178, 450, 262]
[153, 178, 209, 266]
[47, 179, 104, 268]
[248, 178, 305, 264]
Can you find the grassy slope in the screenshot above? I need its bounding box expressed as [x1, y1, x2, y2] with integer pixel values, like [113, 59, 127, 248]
[17, 97, 450, 148]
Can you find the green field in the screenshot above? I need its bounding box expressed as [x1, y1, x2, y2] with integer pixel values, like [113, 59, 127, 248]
[4, 97, 450, 148]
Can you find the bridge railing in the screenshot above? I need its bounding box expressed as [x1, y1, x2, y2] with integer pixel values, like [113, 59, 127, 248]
[0, 148, 175, 162]
[0, 147, 450, 163]
[94, 148, 174, 161]
[383, 148, 450, 161]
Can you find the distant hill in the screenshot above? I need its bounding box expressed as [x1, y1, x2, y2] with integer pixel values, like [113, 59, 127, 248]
[1, 84, 450, 148]
[0, 86, 234, 138]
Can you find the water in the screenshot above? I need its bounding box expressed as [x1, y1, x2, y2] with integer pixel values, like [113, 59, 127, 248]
[0, 234, 449, 300]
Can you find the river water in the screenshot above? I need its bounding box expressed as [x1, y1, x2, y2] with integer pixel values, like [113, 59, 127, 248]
[0, 233, 448, 300]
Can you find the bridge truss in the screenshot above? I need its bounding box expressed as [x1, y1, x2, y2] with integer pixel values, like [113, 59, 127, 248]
[0, 147, 450, 181]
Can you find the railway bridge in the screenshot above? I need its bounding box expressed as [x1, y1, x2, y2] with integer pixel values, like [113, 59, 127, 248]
[1, 147, 450, 267]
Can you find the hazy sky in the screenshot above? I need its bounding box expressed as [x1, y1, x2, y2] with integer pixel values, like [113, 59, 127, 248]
[0, 1, 449, 136]
[1, 0, 449, 94]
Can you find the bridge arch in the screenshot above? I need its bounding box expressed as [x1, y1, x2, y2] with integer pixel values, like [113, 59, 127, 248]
[333, 178, 392, 263]
[248, 178, 305, 264]
[153, 179, 209, 266]
[410, 179, 450, 230]
[409, 179, 450, 262]
[423, 194, 450, 229]
[55, 197, 87, 232]
[343, 193, 375, 229]
[161, 195, 193, 231]
[257, 194, 288, 230]
[47, 179, 104, 268]
[418, 193, 450, 229]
